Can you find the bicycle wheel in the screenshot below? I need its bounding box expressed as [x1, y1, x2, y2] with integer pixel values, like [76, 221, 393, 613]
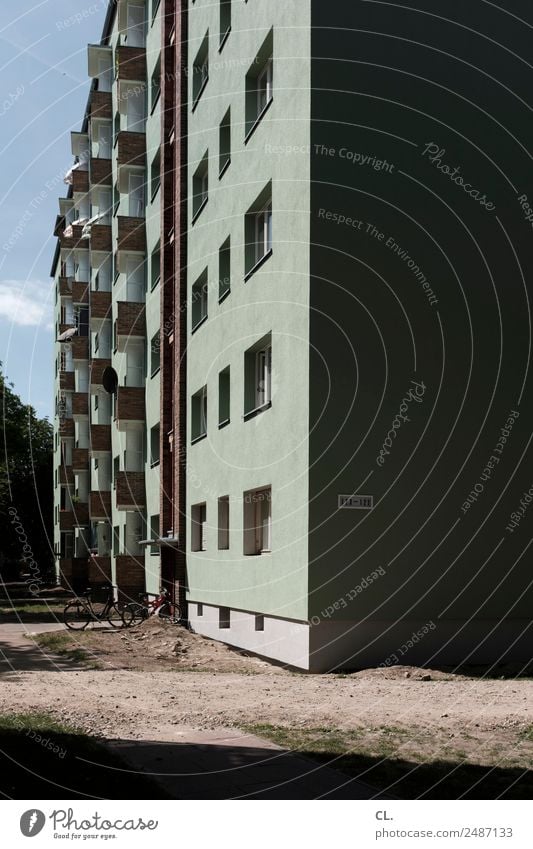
[63, 601, 91, 631]
[158, 602, 181, 625]
[122, 602, 146, 627]
[107, 603, 126, 628]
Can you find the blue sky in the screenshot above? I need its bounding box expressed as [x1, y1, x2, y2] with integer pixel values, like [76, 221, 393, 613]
[0, 0, 107, 420]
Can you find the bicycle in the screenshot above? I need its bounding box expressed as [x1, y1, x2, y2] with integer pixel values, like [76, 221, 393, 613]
[63, 584, 127, 630]
[122, 588, 181, 627]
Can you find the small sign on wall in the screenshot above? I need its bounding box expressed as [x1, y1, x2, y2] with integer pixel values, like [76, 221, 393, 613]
[338, 494, 374, 510]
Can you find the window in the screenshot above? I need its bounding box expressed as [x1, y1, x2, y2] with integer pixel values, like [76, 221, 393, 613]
[218, 237, 230, 300]
[191, 269, 208, 330]
[191, 385, 207, 442]
[255, 614, 265, 632]
[151, 332, 160, 376]
[197, 602, 203, 616]
[150, 424, 160, 466]
[192, 32, 209, 107]
[244, 333, 272, 417]
[245, 30, 273, 138]
[150, 150, 161, 199]
[150, 514, 159, 554]
[94, 394, 99, 412]
[94, 332, 99, 354]
[113, 525, 120, 556]
[219, 607, 230, 629]
[219, 108, 231, 176]
[94, 122, 111, 159]
[218, 496, 229, 550]
[219, 0, 231, 48]
[191, 503, 207, 551]
[113, 455, 119, 488]
[151, 243, 160, 289]
[218, 366, 230, 426]
[192, 153, 208, 222]
[243, 487, 272, 555]
[151, 0, 161, 23]
[245, 182, 272, 277]
[151, 57, 161, 111]
[128, 171, 145, 217]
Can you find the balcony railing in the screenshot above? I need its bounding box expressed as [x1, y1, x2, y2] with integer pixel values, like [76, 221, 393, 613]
[72, 503, 90, 526]
[116, 301, 145, 339]
[71, 281, 89, 304]
[90, 89, 112, 120]
[59, 224, 88, 250]
[115, 471, 145, 509]
[59, 277, 73, 296]
[117, 131, 146, 168]
[90, 490, 112, 518]
[72, 392, 89, 417]
[72, 448, 89, 470]
[115, 554, 146, 600]
[88, 555, 112, 585]
[71, 336, 89, 360]
[59, 419, 75, 437]
[90, 424, 112, 452]
[115, 45, 146, 81]
[59, 465, 74, 485]
[90, 291, 112, 320]
[90, 359, 111, 386]
[72, 170, 89, 194]
[59, 371, 74, 391]
[117, 216, 146, 253]
[59, 557, 89, 591]
[90, 158, 112, 186]
[116, 387, 145, 425]
[59, 510, 74, 531]
[89, 223, 112, 252]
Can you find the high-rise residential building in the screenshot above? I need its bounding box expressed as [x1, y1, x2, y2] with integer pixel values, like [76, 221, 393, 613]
[54, 1, 532, 671]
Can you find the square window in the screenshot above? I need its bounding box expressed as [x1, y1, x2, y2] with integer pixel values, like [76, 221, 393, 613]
[218, 366, 230, 426]
[219, 108, 231, 176]
[191, 502, 207, 551]
[192, 152, 209, 221]
[245, 182, 272, 277]
[243, 487, 272, 556]
[192, 32, 209, 106]
[219, 237, 231, 300]
[245, 30, 273, 138]
[244, 333, 272, 417]
[191, 269, 208, 330]
[218, 495, 229, 549]
[191, 385, 207, 442]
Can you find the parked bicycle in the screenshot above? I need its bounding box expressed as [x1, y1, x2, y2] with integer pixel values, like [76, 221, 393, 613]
[122, 588, 181, 627]
[63, 584, 127, 630]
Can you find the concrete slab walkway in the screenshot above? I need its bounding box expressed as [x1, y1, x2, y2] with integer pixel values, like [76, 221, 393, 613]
[0, 622, 84, 673]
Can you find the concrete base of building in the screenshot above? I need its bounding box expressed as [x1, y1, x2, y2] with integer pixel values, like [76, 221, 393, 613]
[189, 602, 533, 672]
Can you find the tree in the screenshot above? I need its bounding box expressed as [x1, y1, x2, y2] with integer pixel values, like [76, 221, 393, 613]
[0, 364, 54, 585]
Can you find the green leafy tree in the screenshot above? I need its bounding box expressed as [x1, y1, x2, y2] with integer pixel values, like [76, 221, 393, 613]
[0, 364, 54, 584]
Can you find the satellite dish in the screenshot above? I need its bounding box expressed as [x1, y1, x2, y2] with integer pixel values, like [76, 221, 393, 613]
[102, 366, 118, 394]
[57, 327, 78, 342]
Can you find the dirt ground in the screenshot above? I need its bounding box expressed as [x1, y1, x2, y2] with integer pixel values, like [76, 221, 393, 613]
[1, 619, 529, 788]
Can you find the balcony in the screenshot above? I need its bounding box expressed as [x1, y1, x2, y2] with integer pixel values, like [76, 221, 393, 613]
[71, 336, 89, 360]
[115, 45, 146, 81]
[59, 510, 74, 531]
[71, 281, 89, 304]
[91, 424, 111, 452]
[59, 419, 74, 438]
[59, 277, 73, 296]
[72, 392, 89, 418]
[117, 131, 146, 168]
[72, 169, 89, 194]
[72, 503, 90, 527]
[90, 291, 112, 320]
[90, 158, 112, 186]
[59, 465, 74, 485]
[72, 448, 89, 470]
[116, 301, 145, 340]
[88, 555, 112, 585]
[90, 359, 112, 386]
[90, 490, 112, 519]
[59, 323, 76, 337]
[117, 216, 146, 254]
[59, 557, 89, 590]
[59, 371, 75, 391]
[115, 555, 145, 599]
[90, 89, 112, 120]
[116, 471, 145, 509]
[89, 223, 112, 252]
[116, 387, 145, 427]
[59, 223, 88, 251]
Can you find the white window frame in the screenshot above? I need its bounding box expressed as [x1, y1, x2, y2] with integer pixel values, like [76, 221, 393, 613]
[254, 203, 272, 264]
[255, 346, 272, 408]
[256, 57, 273, 116]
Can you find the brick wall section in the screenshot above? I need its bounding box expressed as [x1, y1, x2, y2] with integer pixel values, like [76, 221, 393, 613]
[91, 424, 111, 452]
[90, 358, 112, 385]
[71, 281, 89, 304]
[117, 387, 145, 421]
[91, 224, 112, 251]
[115, 555, 146, 601]
[116, 472, 145, 508]
[60, 558, 88, 592]
[73, 448, 89, 470]
[59, 465, 74, 485]
[90, 158, 112, 186]
[117, 216, 146, 252]
[60, 223, 88, 250]
[90, 90, 112, 119]
[72, 504, 89, 526]
[117, 301, 146, 337]
[59, 511, 74, 531]
[59, 277, 72, 296]
[59, 419, 74, 438]
[72, 170, 89, 193]
[88, 556, 112, 585]
[60, 371, 75, 391]
[116, 45, 146, 81]
[71, 337, 89, 359]
[90, 292, 112, 320]
[72, 392, 89, 416]
[90, 490, 112, 518]
[117, 132, 146, 167]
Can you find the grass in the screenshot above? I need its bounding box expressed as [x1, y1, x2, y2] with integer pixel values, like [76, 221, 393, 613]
[29, 631, 98, 666]
[244, 723, 533, 800]
[0, 711, 168, 799]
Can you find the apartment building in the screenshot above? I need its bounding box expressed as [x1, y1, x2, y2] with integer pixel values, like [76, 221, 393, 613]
[53, 0, 182, 602]
[53, 0, 532, 671]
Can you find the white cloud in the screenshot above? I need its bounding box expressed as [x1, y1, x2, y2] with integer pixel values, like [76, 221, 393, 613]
[0, 279, 53, 328]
